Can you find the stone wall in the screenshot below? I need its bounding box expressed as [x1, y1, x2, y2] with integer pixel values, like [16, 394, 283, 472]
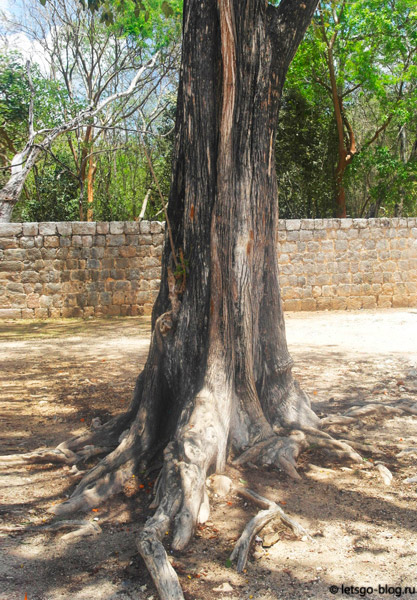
[0, 218, 416, 319]
[0, 221, 164, 319]
[277, 218, 416, 311]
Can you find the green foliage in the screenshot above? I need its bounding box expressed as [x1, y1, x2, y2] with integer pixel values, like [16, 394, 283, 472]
[14, 145, 80, 222]
[13, 0, 414, 220]
[276, 0, 417, 217]
[276, 88, 337, 218]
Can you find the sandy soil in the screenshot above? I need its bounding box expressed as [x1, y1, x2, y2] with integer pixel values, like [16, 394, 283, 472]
[0, 309, 416, 600]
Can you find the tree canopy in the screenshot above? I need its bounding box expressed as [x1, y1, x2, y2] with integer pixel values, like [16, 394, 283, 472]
[1, 0, 416, 220]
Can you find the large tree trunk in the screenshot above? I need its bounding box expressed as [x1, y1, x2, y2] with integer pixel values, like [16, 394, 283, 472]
[47, 0, 320, 596]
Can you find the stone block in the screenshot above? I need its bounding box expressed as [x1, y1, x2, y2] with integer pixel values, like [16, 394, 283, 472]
[0, 308, 22, 318]
[283, 299, 302, 311]
[19, 237, 34, 249]
[126, 235, 139, 246]
[335, 240, 348, 251]
[353, 219, 367, 229]
[72, 235, 82, 247]
[377, 295, 392, 308]
[138, 234, 153, 246]
[110, 221, 124, 234]
[23, 223, 38, 236]
[287, 231, 300, 241]
[336, 230, 349, 241]
[0, 223, 23, 236]
[124, 221, 140, 234]
[300, 229, 313, 241]
[153, 234, 165, 246]
[57, 222, 72, 236]
[298, 298, 314, 310]
[346, 297, 362, 310]
[82, 235, 93, 247]
[39, 295, 53, 308]
[39, 222, 57, 235]
[44, 236, 60, 248]
[96, 222, 109, 234]
[107, 234, 125, 247]
[392, 294, 410, 307]
[5, 248, 26, 260]
[0, 261, 24, 272]
[286, 219, 301, 231]
[362, 296, 377, 309]
[140, 220, 151, 234]
[321, 284, 336, 296]
[119, 246, 136, 258]
[0, 237, 18, 249]
[300, 219, 315, 230]
[316, 297, 332, 310]
[72, 222, 96, 235]
[307, 241, 320, 253]
[331, 297, 347, 310]
[6, 282, 24, 294]
[340, 218, 353, 229]
[150, 221, 163, 234]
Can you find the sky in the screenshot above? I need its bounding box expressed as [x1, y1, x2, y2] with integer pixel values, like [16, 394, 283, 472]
[0, 0, 51, 72]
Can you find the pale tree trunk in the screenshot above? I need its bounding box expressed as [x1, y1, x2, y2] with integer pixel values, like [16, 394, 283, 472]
[0, 147, 43, 221]
[0, 55, 158, 222]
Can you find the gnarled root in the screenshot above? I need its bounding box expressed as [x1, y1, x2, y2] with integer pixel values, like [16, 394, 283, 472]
[321, 400, 417, 429]
[233, 426, 362, 481]
[233, 430, 307, 480]
[231, 488, 311, 572]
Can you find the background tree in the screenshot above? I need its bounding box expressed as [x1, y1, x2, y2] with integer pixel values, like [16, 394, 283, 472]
[276, 0, 417, 217]
[0, 0, 180, 222]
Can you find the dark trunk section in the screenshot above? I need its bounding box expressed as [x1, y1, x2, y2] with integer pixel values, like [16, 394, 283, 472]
[146, 0, 320, 460]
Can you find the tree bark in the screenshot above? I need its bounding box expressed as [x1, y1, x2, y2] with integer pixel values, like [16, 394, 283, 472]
[87, 150, 97, 221]
[49, 0, 319, 595]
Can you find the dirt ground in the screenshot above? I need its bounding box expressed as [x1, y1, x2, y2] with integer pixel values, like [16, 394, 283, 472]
[1, 309, 417, 600]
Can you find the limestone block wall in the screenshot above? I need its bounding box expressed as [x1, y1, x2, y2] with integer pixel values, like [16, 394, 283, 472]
[0, 221, 164, 319]
[277, 218, 417, 310]
[0, 218, 416, 319]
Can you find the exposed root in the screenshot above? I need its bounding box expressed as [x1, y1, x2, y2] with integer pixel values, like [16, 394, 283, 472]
[375, 463, 393, 486]
[344, 404, 404, 418]
[137, 451, 184, 600]
[397, 447, 417, 457]
[42, 519, 102, 541]
[231, 488, 311, 572]
[234, 425, 363, 481]
[0, 447, 80, 466]
[303, 427, 362, 463]
[50, 456, 136, 516]
[321, 401, 411, 431]
[320, 415, 357, 426]
[234, 431, 307, 480]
